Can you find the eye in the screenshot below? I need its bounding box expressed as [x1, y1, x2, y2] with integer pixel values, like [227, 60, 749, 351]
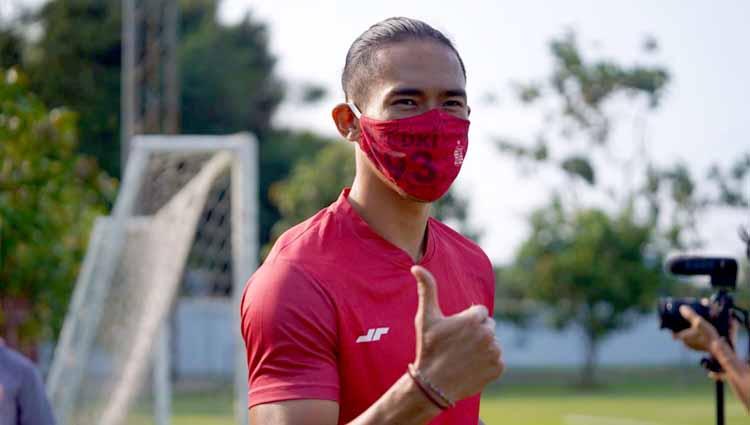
[443, 100, 464, 107]
[393, 98, 417, 106]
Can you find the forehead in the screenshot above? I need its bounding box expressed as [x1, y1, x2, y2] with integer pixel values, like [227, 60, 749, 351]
[370, 39, 465, 97]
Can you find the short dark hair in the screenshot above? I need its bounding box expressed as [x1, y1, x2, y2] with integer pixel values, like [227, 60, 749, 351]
[341, 17, 467, 105]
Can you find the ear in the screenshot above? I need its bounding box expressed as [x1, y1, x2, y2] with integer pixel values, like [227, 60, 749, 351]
[332, 103, 361, 142]
[467, 104, 472, 117]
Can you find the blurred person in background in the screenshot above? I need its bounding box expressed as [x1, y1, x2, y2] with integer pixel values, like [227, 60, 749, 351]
[675, 305, 750, 412]
[0, 337, 56, 425]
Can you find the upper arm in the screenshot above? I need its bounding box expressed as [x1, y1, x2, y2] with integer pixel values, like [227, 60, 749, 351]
[18, 362, 56, 425]
[241, 259, 340, 409]
[250, 399, 339, 425]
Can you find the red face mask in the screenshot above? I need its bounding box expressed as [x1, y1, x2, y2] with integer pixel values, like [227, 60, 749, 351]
[349, 102, 470, 202]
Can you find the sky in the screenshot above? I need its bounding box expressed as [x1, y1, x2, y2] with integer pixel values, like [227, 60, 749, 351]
[218, 0, 749, 264]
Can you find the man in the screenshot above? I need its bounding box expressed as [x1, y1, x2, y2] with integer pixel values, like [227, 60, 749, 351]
[240, 17, 503, 425]
[675, 306, 750, 412]
[0, 338, 56, 425]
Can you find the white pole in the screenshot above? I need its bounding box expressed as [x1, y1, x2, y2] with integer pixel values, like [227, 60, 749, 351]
[232, 134, 258, 425]
[121, 0, 137, 168]
[154, 323, 172, 425]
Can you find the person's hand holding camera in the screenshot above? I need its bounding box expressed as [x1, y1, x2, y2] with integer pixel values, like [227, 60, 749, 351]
[674, 303, 750, 413]
[674, 305, 721, 352]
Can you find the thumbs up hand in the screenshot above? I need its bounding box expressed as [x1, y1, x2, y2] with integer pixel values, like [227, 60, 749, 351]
[411, 265, 504, 402]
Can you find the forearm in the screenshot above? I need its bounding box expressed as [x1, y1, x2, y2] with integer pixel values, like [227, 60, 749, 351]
[711, 338, 750, 412]
[348, 373, 442, 425]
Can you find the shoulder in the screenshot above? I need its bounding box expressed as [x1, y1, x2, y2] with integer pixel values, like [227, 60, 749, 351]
[0, 345, 34, 371]
[266, 205, 346, 267]
[429, 218, 493, 274]
[241, 256, 335, 319]
[0, 345, 39, 385]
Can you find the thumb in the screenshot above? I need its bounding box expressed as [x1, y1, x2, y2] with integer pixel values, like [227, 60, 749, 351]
[679, 305, 701, 326]
[411, 265, 443, 325]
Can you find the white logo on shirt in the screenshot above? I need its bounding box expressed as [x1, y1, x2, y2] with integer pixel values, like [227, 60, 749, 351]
[356, 327, 390, 343]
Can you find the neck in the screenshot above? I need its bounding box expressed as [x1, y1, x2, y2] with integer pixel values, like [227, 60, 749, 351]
[348, 156, 431, 263]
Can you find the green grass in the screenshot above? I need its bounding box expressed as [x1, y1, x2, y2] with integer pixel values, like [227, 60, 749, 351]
[479, 366, 747, 424]
[124, 367, 747, 424]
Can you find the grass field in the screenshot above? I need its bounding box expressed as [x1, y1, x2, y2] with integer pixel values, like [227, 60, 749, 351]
[126, 367, 747, 424]
[480, 367, 746, 424]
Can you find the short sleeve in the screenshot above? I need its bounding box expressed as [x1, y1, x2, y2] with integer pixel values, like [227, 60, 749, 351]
[487, 268, 496, 316]
[481, 252, 496, 316]
[240, 258, 339, 408]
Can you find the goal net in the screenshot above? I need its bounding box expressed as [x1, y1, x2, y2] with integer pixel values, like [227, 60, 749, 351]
[46, 134, 257, 425]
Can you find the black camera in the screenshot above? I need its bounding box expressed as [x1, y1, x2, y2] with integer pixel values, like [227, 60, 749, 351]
[658, 256, 738, 339]
[658, 229, 750, 425]
[659, 297, 714, 333]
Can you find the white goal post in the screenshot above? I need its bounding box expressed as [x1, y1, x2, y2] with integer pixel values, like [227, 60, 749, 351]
[46, 134, 258, 425]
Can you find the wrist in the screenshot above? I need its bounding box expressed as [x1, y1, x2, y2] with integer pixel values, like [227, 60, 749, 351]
[408, 363, 456, 409]
[403, 372, 444, 418]
[709, 337, 730, 356]
[350, 373, 442, 425]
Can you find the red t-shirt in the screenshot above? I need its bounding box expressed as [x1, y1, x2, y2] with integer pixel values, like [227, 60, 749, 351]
[240, 188, 495, 424]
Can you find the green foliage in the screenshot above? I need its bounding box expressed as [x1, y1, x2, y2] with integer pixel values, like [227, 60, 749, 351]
[642, 162, 703, 250]
[25, 0, 123, 176]
[0, 68, 116, 342]
[0, 27, 23, 69]
[499, 31, 670, 180]
[21, 0, 284, 178]
[299, 83, 328, 104]
[560, 155, 595, 185]
[514, 203, 665, 334]
[12, 0, 289, 247]
[547, 32, 669, 135]
[259, 129, 332, 245]
[496, 32, 690, 384]
[708, 152, 750, 208]
[503, 200, 671, 384]
[179, 8, 283, 137]
[268, 142, 356, 248]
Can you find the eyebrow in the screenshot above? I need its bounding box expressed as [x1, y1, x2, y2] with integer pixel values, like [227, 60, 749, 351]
[387, 87, 467, 99]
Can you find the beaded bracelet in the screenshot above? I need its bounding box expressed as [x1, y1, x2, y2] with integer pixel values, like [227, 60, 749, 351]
[407, 363, 456, 409]
[407, 367, 449, 410]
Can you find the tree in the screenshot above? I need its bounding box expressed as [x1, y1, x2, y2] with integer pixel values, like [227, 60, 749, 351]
[495, 32, 696, 385]
[17, 0, 294, 247]
[267, 141, 480, 256]
[0, 27, 23, 69]
[500, 200, 668, 385]
[260, 129, 333, 246]
[708, 152, 750, 209]
[25, 0, 123, 176]
[0, 68, 116, 349]
[23, 0, 285, 177]
[179, 9, 283, 138]
[708, 152, 750, 307]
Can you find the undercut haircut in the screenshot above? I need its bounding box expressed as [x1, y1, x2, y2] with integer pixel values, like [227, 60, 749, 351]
[341, 17, 467, 106]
